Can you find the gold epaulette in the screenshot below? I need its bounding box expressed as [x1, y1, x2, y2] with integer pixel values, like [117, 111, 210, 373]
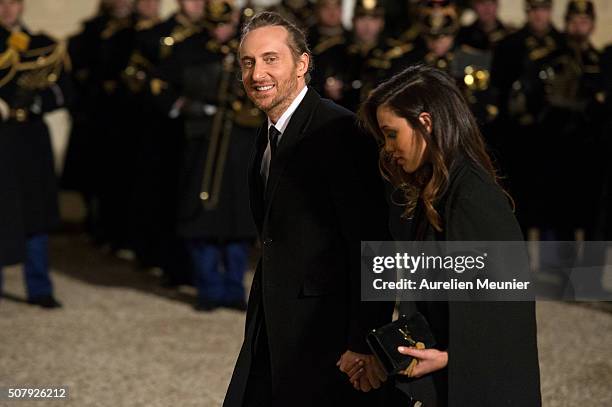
[313, 35, 346, 55]
[206, 38, 238, 55]
[160, 19, 203, 59]
[386, 31, 418, 49]
[136, 18, 159, 31]
[0, 48, 15, 68]
[383, 43, 414, 60]
[8, 31, 30, 51]
[489, 29, 507, 44]
[367, 58, 391, 70]
[459, 44, 483, 55]
[0, 32, 30, 87]
[0, 49, 19, 87]
[1, 36, 69, 89]
[347, 43, 380, 57]
[396, 26, 420, 45]
[529, 47, 553, 61]
[101, 17, 132, 39]
[525, 35, 557, 61]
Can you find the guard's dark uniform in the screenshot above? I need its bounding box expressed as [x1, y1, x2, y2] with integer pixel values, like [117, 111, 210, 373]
[338, 0, 404, 112]
[490, 17, 568, 231]
[268, 0, 316, 30]
[383, 0, 423, 50]
[0, 26, 71, 306]
[395, 2, 499, 126]
[537, 1, 608, 237]
[456, 18, 511, 51]
[307, 0, 350, 100]
[64, 10, 153, 249]
[342, 40, 399, 112]
[98, 13, 160, 250]
[128, 12, 207, 285]
[62, 11, 110, 199]
[120, 15, 196, 274]
[0, 107, 25, 267]
[601, 44, 612, 239]
[151, 1, 260, 309]
[0, 31, 24, 267]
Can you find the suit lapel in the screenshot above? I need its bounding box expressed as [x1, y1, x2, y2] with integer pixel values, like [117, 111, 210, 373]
[264, 89, 321, 209]
[248, 124, 268, 233]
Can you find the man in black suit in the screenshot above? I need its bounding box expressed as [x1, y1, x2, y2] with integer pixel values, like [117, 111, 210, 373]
[223, 11, 393, 407]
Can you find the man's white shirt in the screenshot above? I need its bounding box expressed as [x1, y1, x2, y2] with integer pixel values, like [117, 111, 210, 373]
[260, 85, 308, 184]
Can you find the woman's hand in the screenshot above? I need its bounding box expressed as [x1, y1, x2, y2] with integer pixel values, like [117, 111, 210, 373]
[397, 346, 448, 378]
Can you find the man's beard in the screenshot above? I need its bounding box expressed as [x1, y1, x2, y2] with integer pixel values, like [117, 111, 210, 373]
[254, 69, 299, 118]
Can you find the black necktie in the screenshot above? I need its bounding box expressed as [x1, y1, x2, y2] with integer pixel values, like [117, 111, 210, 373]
[268, 125, 281, 162]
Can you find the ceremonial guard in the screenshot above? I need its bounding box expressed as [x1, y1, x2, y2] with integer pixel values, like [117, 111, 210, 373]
[456, 0, 512, 51]
[490, 0, 567, 232]
[385, 0, 424, 57]
[268, 0, 316, 30]
[0, 0, 71, 308]
[397, 1, 498, 125]
[540, 0, 606, 239]
[95, 0, 160, 254]
[121, 0, 200, 283]
[151, 0, 260, 311]
[61, 1, 113, 235]
[63, 0, 144, 251]
[341, 0, 403, 112]
[116, 0, 167, 237]
[306, 0, 349, 101]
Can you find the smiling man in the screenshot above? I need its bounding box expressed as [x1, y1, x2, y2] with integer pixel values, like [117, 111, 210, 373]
[223, 11, 393, 407]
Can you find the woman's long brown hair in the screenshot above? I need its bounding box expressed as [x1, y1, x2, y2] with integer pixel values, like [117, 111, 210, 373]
[359, 64, 504, 232]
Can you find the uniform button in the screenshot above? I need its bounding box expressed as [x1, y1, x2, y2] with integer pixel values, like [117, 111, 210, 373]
[263, 238, 273, 246]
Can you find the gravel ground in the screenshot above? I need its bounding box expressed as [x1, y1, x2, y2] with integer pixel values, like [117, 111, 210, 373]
[1, 234, 611, 407]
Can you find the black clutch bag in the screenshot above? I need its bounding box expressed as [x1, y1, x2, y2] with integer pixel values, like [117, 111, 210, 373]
[366, 312, 436, 376]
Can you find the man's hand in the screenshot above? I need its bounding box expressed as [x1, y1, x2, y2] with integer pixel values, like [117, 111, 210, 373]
[337, 350, 387, 392]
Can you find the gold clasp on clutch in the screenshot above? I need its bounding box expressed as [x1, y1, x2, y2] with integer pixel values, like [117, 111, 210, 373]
[399, 326, 417, 346]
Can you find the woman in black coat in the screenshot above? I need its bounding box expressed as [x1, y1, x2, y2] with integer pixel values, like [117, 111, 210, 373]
[351, 65, 542, 406]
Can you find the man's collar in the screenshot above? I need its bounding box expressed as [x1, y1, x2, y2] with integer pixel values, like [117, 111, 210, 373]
[267, 85, 308, 134]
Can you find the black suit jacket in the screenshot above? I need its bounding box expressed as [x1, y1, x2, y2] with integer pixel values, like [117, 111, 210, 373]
[223, 89, 393, 407]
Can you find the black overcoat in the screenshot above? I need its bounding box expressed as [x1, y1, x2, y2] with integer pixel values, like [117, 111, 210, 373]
[0, 124, 26, 266]
[396, 156, 542, 406]
[0, 27, 69, 236]
[223, 89, 394, 406]
[158, 33, 257, 240]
